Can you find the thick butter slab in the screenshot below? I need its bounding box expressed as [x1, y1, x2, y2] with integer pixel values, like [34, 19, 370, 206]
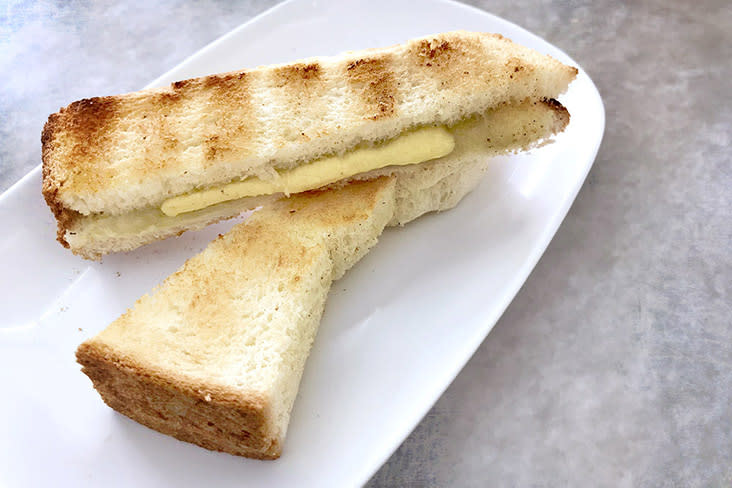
[161, 127, 455, 217]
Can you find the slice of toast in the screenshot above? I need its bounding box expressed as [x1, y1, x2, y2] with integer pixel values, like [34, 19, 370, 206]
[76, 177, 399, 459]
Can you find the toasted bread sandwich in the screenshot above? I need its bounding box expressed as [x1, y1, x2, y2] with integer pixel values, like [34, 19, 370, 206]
[43, 31, 576, 259]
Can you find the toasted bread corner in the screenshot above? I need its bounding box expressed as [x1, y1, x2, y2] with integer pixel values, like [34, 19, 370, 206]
[76, 338, 283, 459]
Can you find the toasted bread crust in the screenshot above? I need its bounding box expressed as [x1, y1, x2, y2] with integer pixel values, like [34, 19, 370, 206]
[77, 341, 281, 458]
[42, 31, 577, 220]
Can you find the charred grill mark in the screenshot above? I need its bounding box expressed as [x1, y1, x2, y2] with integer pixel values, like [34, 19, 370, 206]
[203, 71, 248, 90]
[202, 72, 251, 163]
[413, 39, 457, 67]
[272, 63, 326, 141]
[346, 57, 396, 120]
[147, 90, 187, 161]
[274, 63, 322, 86]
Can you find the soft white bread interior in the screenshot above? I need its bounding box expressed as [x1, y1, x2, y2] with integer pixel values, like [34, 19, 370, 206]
[65, 98, 569, 259]
[42, 31, 577, 253]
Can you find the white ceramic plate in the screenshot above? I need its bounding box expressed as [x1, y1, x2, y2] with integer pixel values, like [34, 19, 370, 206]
[0, 0, 603, 486]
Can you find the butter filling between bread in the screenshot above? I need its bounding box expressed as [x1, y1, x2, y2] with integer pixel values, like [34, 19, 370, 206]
[161, 126, 455, 217]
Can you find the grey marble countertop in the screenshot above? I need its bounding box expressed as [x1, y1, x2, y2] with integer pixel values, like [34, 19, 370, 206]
[2, 1, 730, 486]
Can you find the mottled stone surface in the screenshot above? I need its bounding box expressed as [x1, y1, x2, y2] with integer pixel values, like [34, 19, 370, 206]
[2, 0, 730, 486]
